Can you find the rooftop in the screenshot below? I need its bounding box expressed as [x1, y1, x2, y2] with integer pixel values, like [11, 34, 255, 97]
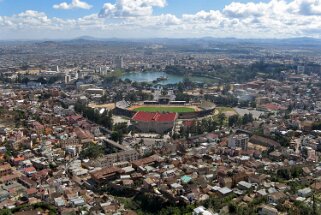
[132, 112, 177, 122]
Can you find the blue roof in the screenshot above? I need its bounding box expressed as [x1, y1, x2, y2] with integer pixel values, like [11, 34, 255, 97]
[181, 175, 192, 183]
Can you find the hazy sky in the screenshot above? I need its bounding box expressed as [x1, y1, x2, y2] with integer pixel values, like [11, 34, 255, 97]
[0, 0, 321, 40]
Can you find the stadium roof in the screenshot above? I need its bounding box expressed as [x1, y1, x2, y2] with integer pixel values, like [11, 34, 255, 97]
[132, 112, 177, 122]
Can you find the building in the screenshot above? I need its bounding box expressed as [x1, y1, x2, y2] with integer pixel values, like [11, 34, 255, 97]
[85, 88, 105, 95]
[258, 205, 279, 215]
[0, 163, 12, 176]
[297, 187, 312, 197]
[228, 134, 249, 150]
[65, 74, 71, 84]
[193, 206, 214, 215]
[98, 150, 139, 168]
[297, 65, 305, 73]
[90, 166, 124, 184]
[131, 112, 178, 134]
[114, 56, 124, 69]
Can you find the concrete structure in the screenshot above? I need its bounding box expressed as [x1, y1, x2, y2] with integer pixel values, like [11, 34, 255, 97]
[228, 134, 249, 150]
[114, 56, 124, 69]
[90, 149, 139, 168]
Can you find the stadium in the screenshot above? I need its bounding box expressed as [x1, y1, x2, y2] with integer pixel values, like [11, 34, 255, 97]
[114, 100, 215, 120]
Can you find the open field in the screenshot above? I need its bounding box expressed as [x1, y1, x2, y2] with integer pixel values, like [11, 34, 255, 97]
[88, 103, 115, 110]
[214, 107, 237, 117]
[132, 106, 196, 113]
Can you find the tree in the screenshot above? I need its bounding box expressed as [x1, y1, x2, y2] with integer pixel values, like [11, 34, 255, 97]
[0, 208, 12, 215]
[218, 112, 226, 126]
[111, 131, 123, 144]
[250, 101, 257, 108]
[228, 115, 239, 127]
[239, 100, 249, 108]
[241, 113, 254, 125]
[79, 143, 104, 159]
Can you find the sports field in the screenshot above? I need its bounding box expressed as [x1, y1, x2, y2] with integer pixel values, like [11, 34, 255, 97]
[133, 106, 196, 113]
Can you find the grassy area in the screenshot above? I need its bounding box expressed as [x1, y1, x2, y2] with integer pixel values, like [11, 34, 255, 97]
[133, 106, 195, 113]
[215, 106, 237, 116]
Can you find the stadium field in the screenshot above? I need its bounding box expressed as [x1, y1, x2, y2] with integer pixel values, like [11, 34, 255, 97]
[133, 106, 196, 113]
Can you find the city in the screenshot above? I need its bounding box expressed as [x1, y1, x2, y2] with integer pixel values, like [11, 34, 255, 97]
[0, 0, 321, 215]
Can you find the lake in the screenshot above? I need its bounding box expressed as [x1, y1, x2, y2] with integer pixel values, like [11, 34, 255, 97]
[121, 71, 213, 85]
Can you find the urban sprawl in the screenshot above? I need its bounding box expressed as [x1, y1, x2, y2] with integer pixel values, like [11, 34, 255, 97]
[0, 39, 321, 215]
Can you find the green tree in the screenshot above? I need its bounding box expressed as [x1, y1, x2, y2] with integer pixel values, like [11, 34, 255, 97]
[228, 115, 239, 127]
[111, 131, 123, 144]
[79, 143, 104, 159]
[218, 112, 226, 126]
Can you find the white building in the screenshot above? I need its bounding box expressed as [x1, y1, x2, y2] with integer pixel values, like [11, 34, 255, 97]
[228, 134, 249, 150]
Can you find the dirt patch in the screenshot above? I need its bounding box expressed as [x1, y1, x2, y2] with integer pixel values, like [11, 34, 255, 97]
[88, 103, 115, 110]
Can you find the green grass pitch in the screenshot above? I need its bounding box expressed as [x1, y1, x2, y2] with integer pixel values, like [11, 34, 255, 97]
[133, 106, 195, 113]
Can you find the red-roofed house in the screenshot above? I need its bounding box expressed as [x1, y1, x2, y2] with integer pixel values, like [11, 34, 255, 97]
[260, 103, 287, 112]
[131, 112, 178, 133]
[23, 167, 37, 177]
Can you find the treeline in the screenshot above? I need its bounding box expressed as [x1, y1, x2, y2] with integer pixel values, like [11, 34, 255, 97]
[164, 65, 190, 76]
[205, 95, 238, 107]
[228, 113, 254, 127]
[276, 166, 303, 180]
[110, 122, 129, 144]
[175, 93, 192, 103]
[124, 90, 153, 102]
[74, 101, 113, 129]
[174, 117, 219, 139]
[16, 75, 61, 85]
[0, 202, 58, 215]
[164, 61, 292, 84]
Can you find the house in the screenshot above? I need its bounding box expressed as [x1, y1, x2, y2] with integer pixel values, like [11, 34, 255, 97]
[258, 204, 279, 215]
[54, 197, 66, 207]
[0, 173, 20, 184]
[215, 187, 233, 197]
[90, 166, 124, 184]
[193, 206, 214, 215]
[132, 154, 163, 169]
[269, 151, 283, 161]
[0, 190, 9, 202]
[237, 181, 252, 190]
[297, 187, 312, 197]
[268, 192, 287, 205]
[18, 176, 37, 188]
[11, 156, 25, 166]
[23, 167, 37, 177]
[0, 164, 12, 176]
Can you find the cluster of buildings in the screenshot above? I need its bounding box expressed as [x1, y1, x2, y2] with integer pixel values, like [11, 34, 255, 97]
[0, 40, 321, 214]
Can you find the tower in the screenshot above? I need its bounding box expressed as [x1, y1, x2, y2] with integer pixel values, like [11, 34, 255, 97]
[114, 56, 124, 69]
[65, 73, 71, 84]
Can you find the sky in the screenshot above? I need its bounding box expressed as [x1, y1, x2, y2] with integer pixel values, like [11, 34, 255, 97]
[0, 0, 321, 40]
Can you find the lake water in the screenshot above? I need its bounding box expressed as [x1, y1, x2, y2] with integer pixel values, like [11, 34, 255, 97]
[121, 71, 213, 85]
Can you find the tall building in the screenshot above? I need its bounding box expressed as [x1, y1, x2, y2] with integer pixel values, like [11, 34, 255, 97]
[228, 134, 249, 150]
[52, 65, 59, 72]
[114, 56, 124, 69]
[64, 74, 71, 84]
[297, 65, 305, 73]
